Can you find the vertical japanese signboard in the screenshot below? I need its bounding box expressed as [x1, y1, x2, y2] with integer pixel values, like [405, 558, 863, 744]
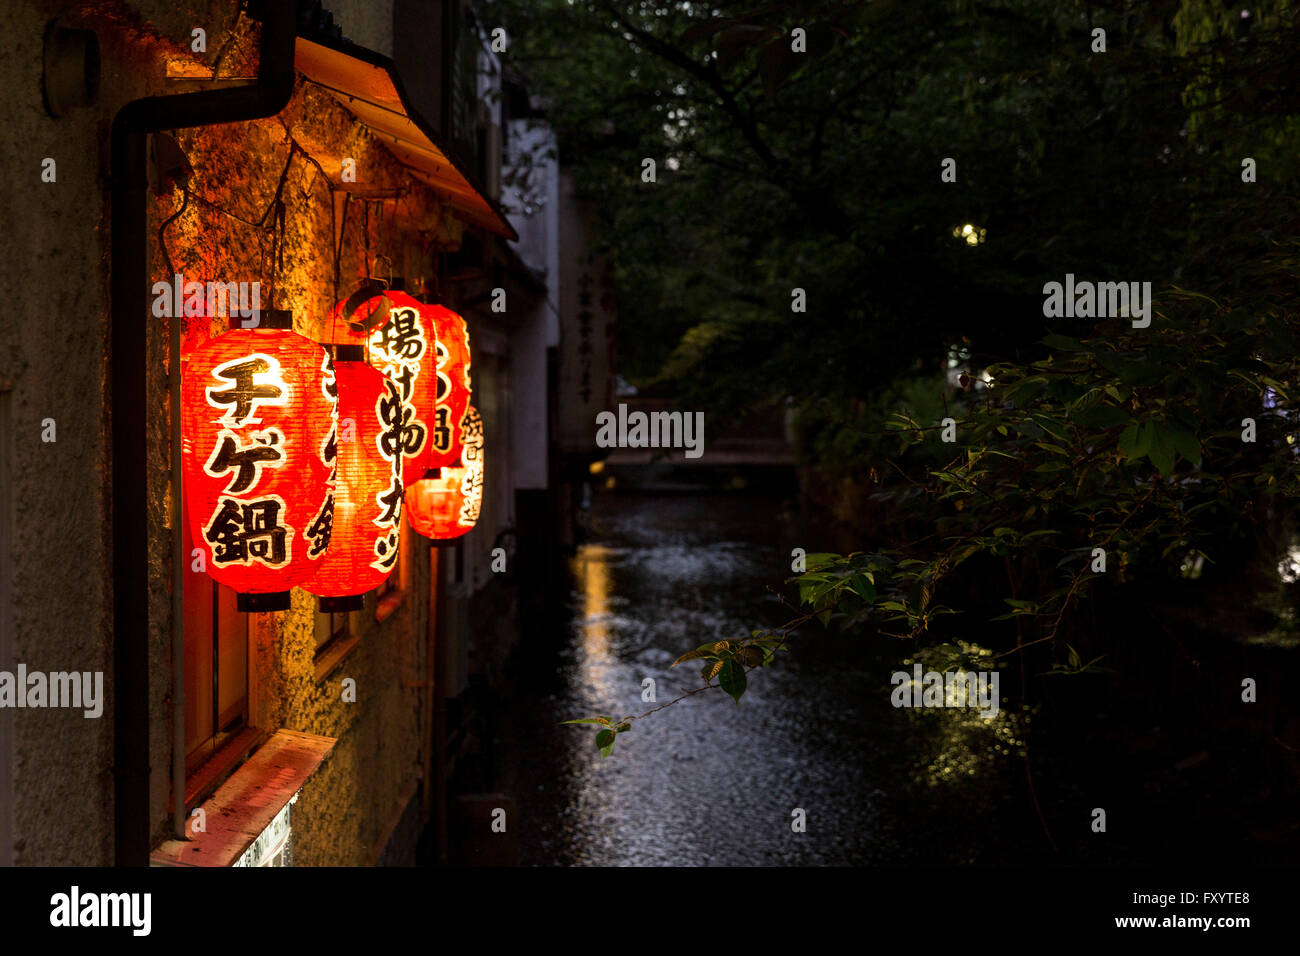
[557, 172, 616, 462]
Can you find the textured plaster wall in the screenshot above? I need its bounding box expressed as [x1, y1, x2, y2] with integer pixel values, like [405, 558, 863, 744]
[3, 0, 457, 864]
[154, 10, 445, 864]
[327, 0, 396, 59]
[0, 0, 241, 867]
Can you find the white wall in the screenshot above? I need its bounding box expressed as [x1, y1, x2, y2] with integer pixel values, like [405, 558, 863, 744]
[504, 120, 560, 489]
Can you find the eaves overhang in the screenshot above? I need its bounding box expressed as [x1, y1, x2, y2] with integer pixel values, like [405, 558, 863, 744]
[294, 34, 518, 241]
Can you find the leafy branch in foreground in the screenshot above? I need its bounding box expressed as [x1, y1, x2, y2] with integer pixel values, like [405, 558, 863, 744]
[562, 553, 914, 757]
[564, 288, 1300, 759]
[561, 609, 815, 757]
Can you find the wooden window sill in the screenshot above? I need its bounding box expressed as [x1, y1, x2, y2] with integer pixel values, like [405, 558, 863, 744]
[184, 725, 266, 812]
[152, 729, 336, 867]
[374, 589, 404, 624]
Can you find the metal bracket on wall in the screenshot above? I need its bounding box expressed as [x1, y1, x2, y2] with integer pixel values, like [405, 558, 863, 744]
[42, 20, 100, 118]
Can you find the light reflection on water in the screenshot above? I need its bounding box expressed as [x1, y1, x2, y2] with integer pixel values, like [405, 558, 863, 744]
[1277, 543, 1300, 584]
[495, 491, 1020, 865]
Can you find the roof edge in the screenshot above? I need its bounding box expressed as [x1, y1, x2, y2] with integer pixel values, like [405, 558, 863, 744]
[296, 30, 519, 242]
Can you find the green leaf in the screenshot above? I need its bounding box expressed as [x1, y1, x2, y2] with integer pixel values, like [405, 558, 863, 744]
[673, 643, 720, 666]
[1037, 418, 1071, 442]
[1147, 423, 1175, 476]
[1042, 333, 1086, 351]
[1165, 422, 1202, 466]
[1071, 405, 1130, 428]
[595, 729, 616, 758]
[1118, 422, 1150, 459]
[719, 659, 747, 705]
[848, 572, 876, 604]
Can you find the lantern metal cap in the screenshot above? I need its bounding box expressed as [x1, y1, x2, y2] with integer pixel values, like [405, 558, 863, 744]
[327, 344, 365, 362]
[237, 591, 291, 612]
[341, 281, 390, 334]
[318, 594, 364, 613]
[231, 308, 293, 331]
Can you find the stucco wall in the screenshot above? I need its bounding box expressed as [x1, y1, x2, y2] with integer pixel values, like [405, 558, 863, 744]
[0, 0, 237, 867]
[2, 0, 457, 865]
[327, 0, 396, 59]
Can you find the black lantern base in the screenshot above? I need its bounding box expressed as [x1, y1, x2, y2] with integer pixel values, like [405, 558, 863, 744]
[430, 538, 458, 549]
[318, 594, 365, 613]
[422, 467, 441, 480]
[237, 591, 290, 612]
[328, 344, 365, 362]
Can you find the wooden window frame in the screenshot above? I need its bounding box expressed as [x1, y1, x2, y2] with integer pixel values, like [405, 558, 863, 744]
[313, 604, 360, 682]
[182, 495, 255, 808]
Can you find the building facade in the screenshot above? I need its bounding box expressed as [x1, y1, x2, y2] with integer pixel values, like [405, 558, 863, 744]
[0, 0, 612, 866]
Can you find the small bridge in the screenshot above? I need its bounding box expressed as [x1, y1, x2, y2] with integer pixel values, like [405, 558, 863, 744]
[600, 397, 795, 467]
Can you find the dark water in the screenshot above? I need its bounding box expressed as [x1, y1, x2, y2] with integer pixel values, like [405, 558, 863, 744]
[495, 490, 1032, 866]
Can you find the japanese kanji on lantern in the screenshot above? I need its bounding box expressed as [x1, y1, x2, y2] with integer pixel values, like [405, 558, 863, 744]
[425, 304, 472, 471]
[302, 348, 404, 611]
[363, 290, 438, 486]
[181, 310, 338, 611]
[406, 404, 484, 540]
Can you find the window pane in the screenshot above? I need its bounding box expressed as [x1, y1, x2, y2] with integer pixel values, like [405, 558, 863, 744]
[182, 498, 214, 761]
[314, 607, 332, 650]
[314, 608, 348, 652]
[215, 583, 247, 732]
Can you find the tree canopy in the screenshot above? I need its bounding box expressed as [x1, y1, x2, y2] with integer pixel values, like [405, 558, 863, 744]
[488, 0, 1300, 412]
[488, 0, 1300, 767]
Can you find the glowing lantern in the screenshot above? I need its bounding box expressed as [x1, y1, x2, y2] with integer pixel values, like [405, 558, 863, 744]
[363, 290, 439, 486]
[406, 405, 484, 540]
[181, 310, 337, 611]
[322, 288, 471, 478]
[424, 304, 472, 471]
[302, 348, 404, 610]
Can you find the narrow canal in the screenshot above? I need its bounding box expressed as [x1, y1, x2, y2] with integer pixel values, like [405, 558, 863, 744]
[494, 486, 1039, 866]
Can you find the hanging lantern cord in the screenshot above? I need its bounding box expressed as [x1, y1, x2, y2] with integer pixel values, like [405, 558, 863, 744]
[362, 199, 371, 288]
[258, 143, 296, 311]
[157, 183, 191, 279]
[373, 254, 394, 289]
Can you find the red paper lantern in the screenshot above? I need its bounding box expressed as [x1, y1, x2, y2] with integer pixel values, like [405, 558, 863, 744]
[302, 350, 404, 610]
[322, 288, 471, 477]
[181, 311, 337, 611]
[424, 305, 472, 470]
[406, 405, 484, 540]
[364, 290, 439, 486]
